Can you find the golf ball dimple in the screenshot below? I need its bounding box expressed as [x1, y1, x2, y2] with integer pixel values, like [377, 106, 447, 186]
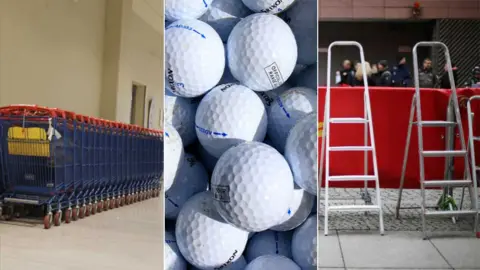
[164, 89, 199, 146]
[267, 87, 317, 153]
[165, 231, 188, 270]
[227, 13, 297, 91]
[195, 83, 268, 158]
[164, 125, 185, 191]
[165, 0, 213, 21]
[241, 0, 297, 14]
[245, 255, 301, 270]
[245, 230, 292, 262]
[166, 19, 225, 98]
[176, 191, 249, 269]
[281, 0, 317, 65]
[165, 153, 209, 220]
[292, 215, 317, 269]
[211, 142, 294, 232]
[270, 184, 315, 231]
[284, 112, 318, 195]
[200, 0, 252, 42]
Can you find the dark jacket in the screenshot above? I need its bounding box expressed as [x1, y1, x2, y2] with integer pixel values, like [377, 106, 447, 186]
[339, 68, 355, 86]
[418, 68, 436, 88]
[391, 64, 412, 87]
[354, 77, 376, 87]
[440, 70, 458, 89]
[373, 70, 392, 86]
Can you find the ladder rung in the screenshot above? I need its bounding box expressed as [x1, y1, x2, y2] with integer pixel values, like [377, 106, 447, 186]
[329, 146, 372, 151]
[473, 136, 480, 141]
[328, 205, 380, 212]
[476, 166, 480, 171]
[328, 175, 377, 181]
[414, 121, 456, 127]
[423, 180, 472, 188]
[330, 117, 369, 124]
[422, 150, 467, 157]
[425, 210, 478, 217]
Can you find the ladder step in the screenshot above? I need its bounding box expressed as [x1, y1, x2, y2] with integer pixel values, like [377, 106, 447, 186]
[329, 146, 372, 151]
[423, 180, 472, 188]
[476, 166, 480, 171]
[425, 210, 478, 217]
[330, 117, 368, 124]
[328, 175, 377, 181]
[422, 150, 467, 157]
[473, 136, 480, 141]
[414, 121, 456, 127]
[328, 205, 380, 212]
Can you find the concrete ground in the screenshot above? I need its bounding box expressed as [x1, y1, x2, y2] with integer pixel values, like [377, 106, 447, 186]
[318, 188, 480, 270]
[0, 197, 164, 270]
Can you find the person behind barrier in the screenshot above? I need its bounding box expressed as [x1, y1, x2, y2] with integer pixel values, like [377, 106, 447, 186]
[418, 58, 436, 88]
[353, 61, 375, 86]
[372, 60, 392, 86]
[335, 59, 355, 86]
[440, 62, 459, 89]
[391, 56, 412, 87]
[466, 66, 480, 88]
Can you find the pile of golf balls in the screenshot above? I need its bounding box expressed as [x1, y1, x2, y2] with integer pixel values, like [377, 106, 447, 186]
[164, 0, 318, 269]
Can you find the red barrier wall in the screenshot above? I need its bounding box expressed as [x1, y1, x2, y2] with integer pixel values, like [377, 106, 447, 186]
[318, 87, 480, 189]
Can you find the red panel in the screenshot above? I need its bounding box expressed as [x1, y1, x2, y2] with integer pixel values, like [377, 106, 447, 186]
[317, 86, 465, 189]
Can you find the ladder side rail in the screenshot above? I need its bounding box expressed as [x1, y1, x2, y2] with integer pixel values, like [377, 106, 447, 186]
[467, 96, 480, 232]
[412, 42, 428, 238]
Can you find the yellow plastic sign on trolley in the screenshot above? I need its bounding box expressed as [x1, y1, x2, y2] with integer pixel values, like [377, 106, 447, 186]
[8, 127, 50, 157]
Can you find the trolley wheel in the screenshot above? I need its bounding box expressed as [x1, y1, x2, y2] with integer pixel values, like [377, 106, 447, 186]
[125, 195, 130, 205]
[104, 200, 110, 211]
[91, 202, 97, 215]
[65, 208, 72, 224]
[72, 207, 79, 221]
[120, 196, 125, 207]
[85, 204, 91, 217]
[116, 197, 121, 208]
[54, 211, 62, 226]
[79, 205, 86, 219]
[110, 199, 115, 209]
[97, 201, 103, 213]
[44, 213, 53, 229]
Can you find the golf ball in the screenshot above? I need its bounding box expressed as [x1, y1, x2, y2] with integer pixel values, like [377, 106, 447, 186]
[270, 184, 315, 231]
[176, 191, 249, 269]
[165, 231, 188, 270]
[245, 230, 292, 262]
[211, 142, 294, 231]
[195, 83, 267, 158]
[166, 19, 225, 97]
[227, 13, 297, 91]
[164, 125, 185, 191]
[292, 215, 317, 269]
[164, 89, 199, 146]
[165, 0, 213, 21]
[241, 0, 297, 14]
[245, 255, 300, 270]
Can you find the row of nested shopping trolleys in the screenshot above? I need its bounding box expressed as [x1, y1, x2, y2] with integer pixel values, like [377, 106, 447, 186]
[0, 105, 164, 229]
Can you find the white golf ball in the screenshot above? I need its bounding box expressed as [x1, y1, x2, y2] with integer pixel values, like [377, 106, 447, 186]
[164, 125, 185, 191]
[165, 20, 225, 98]
[227, 13, 297, 91]
[200, 0, 252, 42]
[211, 142, 294, 232]
[292, 215, 317, 269]
[256, 83, 291, 110]
[195, 83, 267, 158]
[270, 184, 314, 231]
[267, 87, 317, 153]
[281, 0, 317, 65]
[245, 230, 292, 262]
[241, 0, 297, 14]
[192, 256, 247, 270]
[165, 154, 209, 220]
[285, 112, 317, 195]
[293, 64, 317, 90]
[165, 0, 213, 21]
[165, 89, 199, 146]
[176, 191, 248, 269]
[245, 255, 300, 270]
[165, 231, 188, 270]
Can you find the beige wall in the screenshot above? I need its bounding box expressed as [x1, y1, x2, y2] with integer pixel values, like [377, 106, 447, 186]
[0, 0, 163, 129]
[319, 0, 480, 20]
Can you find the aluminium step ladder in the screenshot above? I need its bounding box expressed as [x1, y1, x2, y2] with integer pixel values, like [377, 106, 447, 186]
[320, 41, 384, 236]
[465, 96, 480, 234]
[395, 41, 479, 239]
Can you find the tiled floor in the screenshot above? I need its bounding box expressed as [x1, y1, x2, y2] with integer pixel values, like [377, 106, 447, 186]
[318, 188, 480, 270]
[0, 197, 164, 270]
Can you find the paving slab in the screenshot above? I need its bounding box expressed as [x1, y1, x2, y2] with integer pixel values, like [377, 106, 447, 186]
[318, 232, 345, 268]
[431, 236, 480, 269]
[338, 231, 451, 269]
